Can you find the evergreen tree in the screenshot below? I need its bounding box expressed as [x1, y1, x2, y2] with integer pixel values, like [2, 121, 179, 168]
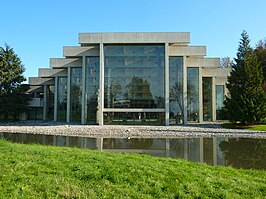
[0, 44, 30, 120]
[223, 31, 266, 124]
[254, 39, 266, 91]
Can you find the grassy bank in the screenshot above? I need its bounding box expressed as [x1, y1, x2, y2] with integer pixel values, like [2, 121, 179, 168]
[221, 123, 266, 131]
[0, 139, 265, 198]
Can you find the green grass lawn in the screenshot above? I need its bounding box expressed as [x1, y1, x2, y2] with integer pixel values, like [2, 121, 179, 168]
[0, 139, 265, 198]
[221, 123, 266, 131]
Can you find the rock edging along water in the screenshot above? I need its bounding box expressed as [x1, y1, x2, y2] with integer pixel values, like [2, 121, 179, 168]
[0, 121, 265, 138]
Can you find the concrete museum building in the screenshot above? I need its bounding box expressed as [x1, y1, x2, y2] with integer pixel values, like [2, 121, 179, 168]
[28, 32, 230, 125]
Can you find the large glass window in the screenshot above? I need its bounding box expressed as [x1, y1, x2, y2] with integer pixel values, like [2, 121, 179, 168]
[70, 68, 82, 122]
[216, 85, 224, 120]
[187, 68, 199, 121]
[47, 85, 55, 120]
[169, 57, 183, 124]
[57, 77, 67, 121]
[203, 77, 212, 121]
[104, 112, 165, 125]
[104, 45, 165, 109]
[85, 57, 100, 124]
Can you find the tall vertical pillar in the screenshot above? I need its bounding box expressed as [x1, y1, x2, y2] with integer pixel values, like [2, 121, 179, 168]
[198, 67, 203, 123]
[183, 56, 188, 124]
[81, 56, 86, 124]
[43, 85, 47, 120]
[99, 43, 104, 126]
[165, 43, 169, 126]
[66, 67, 71, 123]
[212, 77, 216, 121]
[54, 77, 58, 121]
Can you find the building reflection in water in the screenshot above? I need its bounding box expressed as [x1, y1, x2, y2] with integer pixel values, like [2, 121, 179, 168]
[1, 132, 265, 169]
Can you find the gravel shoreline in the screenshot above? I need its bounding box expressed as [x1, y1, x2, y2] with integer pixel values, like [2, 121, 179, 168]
[0, 121, 265, 138]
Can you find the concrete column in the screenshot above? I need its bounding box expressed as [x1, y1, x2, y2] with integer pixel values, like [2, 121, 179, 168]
[99, 43, 104, 125]
[165, 43, 169, 126]
[183, 56, 188, 124]
[198, 68, 203, 123]
[66, 67, 71, 123]
[212, 77, 216, 121]
[54, 77, 58, 121]
[43, 85, 47, 120]
[81, 56, 86, 124]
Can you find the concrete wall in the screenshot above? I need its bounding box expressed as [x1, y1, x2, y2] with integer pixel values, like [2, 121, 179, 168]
[79, 32, 190, 44]
[50, 58, 82, 68]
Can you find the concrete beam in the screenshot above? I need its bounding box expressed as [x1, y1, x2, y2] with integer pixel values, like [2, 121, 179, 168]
[79, 32, 190, 44]
[38, 68, 67, 77]
[50, 58, 82, 68]
[28, 77, 54, 86]
[215, 77, 228, 85]
[63, 46, 99, 57]
[187, 58, 220, 68]
[27, 86, 43, 93]
[202, 68, 231, 77]
[169, 46, 206, 56]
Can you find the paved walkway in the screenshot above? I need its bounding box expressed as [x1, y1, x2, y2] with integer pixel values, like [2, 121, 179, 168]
[0, 121, 265, 138]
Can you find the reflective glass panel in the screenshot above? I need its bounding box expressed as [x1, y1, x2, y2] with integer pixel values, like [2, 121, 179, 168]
[169, 57, 183, 124]
[47, 85, 55, 120]
[104, 112, 165, 125]
[216, 85, 224, 120]
[70, 68, 82, 122]
[85, 57, 100, 124]
[203, 77, 212, 121]
[57, 77, 67, 121]
[187, 68, 199, 121]
[104, 45, 165, 109]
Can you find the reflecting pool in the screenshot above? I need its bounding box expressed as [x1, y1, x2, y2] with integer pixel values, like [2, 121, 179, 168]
[1, 132, 265, 170]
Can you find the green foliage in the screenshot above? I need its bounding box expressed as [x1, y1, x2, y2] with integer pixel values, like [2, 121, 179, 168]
[254, 39, 266, 82]
[0, 44, 30, 121]
[221, 122, 266, 131]
[223, 31, 266, 124]
[0, 139, 265, 198]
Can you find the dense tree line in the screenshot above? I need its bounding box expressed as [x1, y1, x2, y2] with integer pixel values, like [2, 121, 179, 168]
[0, 44, 30, 121]
[223, 31, 266, 124]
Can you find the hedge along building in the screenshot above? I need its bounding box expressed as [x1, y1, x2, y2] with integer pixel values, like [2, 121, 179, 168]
[28, 32, 230, 125]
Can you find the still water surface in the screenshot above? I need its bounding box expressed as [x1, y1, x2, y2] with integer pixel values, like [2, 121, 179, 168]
[1, 132, 265, 170]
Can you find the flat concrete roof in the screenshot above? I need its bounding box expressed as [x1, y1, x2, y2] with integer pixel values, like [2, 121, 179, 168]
[79, 32, 190, 44]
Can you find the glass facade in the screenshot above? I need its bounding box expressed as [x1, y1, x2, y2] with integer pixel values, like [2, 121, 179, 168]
[47, 85, 55, 120]
[70, 68, 82, 122]
[169, 57, 183, 124]
[104, 112, 165, 125]
[104, 45, 165, 109]
[85, 57, 100, 124]
[203, 77, 212, 121]
[49, 43, 227, 125]
[28, 107, 43, 120]
[57, 77, 67, 121]
[103, 44, 165, 124]
[216, 85, 224, 120]
[187, 68, 199, 121]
